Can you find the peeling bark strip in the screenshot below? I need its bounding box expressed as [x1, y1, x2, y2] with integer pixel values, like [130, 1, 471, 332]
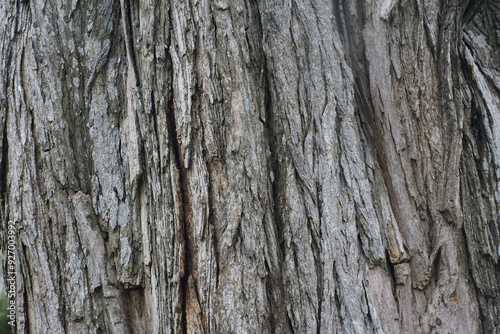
[1, 0, 500, 333]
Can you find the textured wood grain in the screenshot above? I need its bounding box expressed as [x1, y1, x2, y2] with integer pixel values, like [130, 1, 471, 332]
[0, 0, 499, 333]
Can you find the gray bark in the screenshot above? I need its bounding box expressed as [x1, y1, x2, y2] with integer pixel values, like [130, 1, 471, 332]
[0, 0, 499, 333]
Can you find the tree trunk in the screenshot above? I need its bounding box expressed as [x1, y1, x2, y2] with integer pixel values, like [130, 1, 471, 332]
[1, 0, 499, 333]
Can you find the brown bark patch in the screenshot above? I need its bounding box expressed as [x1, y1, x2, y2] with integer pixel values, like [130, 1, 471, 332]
[449, 289, 458, 304]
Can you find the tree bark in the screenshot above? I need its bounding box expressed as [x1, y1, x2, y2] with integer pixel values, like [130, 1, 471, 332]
[1, 0, 499, 333]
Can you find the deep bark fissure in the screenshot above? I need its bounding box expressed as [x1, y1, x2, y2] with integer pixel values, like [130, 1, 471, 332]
[261, 46, 294, 333]
[263, 74, 285, 258]
[314, 177, 324, 334]
[0, 106, 8, 210]
[205, 161, 220, 289]
[462, 0, 488, 27]
[150, 90, 164, 182]
[166, 95, 197, 334]
[385, 251, 400, 303]
[119, 0, 140, 88]
[20, 243, 31, 332]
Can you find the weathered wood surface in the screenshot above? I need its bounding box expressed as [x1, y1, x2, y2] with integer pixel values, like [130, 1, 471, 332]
[0, 0, 499, 333]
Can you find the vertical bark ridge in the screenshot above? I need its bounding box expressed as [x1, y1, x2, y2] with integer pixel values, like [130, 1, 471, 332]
[340, 0, 498, 332]
[1, 0, 500, 333]
[460, 4, 500, 331]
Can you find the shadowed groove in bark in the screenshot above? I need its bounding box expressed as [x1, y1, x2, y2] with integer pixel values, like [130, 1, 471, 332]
[1, 0, 500, 332]
[120, 0, 140, 88]
[206, 160, 220, 291]
[462, 0, 488, 27]
[0, 110, 7, 209]
[166, 94, 199, 334]
[20, 243, 31, 332]
[263, 62, 294, 334]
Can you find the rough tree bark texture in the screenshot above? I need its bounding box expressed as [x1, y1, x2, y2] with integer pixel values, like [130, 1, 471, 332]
[1, 0, 499, 333]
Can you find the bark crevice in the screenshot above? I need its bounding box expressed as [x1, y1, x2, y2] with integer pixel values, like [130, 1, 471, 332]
[166, 94, 200, 334]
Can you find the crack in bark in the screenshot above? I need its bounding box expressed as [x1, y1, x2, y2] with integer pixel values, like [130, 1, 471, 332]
[206, 161, 220, 289]
[119, 0, 140, 88]
[20, 243, 31, 332]
[0, 117, 7, 212]
[166, 95, 198, 334]
[462, 0, 488, 27]
[260, 50, 295, 333]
